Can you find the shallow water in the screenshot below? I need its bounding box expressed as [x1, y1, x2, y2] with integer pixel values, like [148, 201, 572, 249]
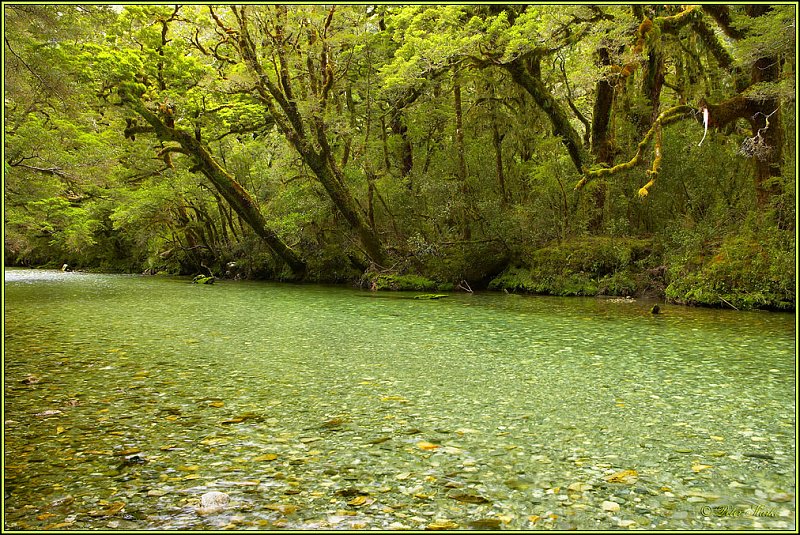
[3, 268, 796, 530]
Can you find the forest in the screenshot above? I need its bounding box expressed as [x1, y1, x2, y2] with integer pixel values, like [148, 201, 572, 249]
[3, 4, 796, 310]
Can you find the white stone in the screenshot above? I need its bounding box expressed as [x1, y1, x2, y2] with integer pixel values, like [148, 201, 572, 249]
[196, 491, 230, 515]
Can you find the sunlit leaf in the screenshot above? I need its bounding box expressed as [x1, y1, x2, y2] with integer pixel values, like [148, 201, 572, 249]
[178, 465, 199, 471]
[427, 519, 459, 530]
[381, 395, 410, 403]
[220, 417, 244, 425]
[88, 501, 125, 517]
[266, 503, 298, 514]
[448, 492, 491, 504]
[347, 495, 374, 507]
[113, 448, 141, 456]
[605, 469, 638, 484]
[691, 462, 712, 473]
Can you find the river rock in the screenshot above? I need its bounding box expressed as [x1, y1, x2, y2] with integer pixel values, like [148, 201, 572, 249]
[602, 500, 621, 512]
[196, 491, 230, 515]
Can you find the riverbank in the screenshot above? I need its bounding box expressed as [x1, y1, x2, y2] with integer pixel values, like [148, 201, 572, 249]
[7, 235, 795, 314]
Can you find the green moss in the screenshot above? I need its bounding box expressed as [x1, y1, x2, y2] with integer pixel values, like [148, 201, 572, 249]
[665, 235, 795, 311]
[364, 273, 438, 291]
[598, 271, 639, 296]
[490, 237, 654, 297]
[524, 236, 652, 276]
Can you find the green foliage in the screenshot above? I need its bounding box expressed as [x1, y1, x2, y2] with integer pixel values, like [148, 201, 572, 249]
[362, 272, 439, 292]
[665, 217, 795, 310]
[732, 5, 796, 69]
[490, 237, 654, 297]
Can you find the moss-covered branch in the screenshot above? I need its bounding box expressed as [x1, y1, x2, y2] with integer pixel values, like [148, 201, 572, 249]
[638, 123, 662, 197]
[575, 105, 695, 191]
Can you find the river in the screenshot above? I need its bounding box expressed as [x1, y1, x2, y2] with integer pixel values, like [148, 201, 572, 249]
[3, 268, 795, 530]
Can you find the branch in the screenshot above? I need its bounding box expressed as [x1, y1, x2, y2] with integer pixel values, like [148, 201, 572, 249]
[4, 36, 56, 98]
[558, 54, 591, 147]
[157, 145, 189, 169]
[502, 54, 589, 173]
[656, 5, 698, 33]
[10, 163, 78, 183]
[701, 5, 746, 40]
[575, 105, 696, 189]
[690, 14, 735, 70]
[638, 123, 662, 197]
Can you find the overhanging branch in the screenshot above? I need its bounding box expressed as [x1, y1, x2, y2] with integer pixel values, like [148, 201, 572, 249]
[575, 105, 696, 191]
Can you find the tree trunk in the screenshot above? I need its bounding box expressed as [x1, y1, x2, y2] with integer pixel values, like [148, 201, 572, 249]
[390, 112, 414, 183]
[591, 48, 615, 165]
[502, 55, 589, 173]
[587, 46, 617, 232]
[453, 76, 471, 240]
[747, 6, 783, 207]
[232, 6, 386, 265]
[122, 98, 307, 276]
[491, 119, 507, 205]
[304, 150, 387, 264]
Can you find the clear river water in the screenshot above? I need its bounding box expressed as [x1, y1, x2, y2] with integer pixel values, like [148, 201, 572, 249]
[3, 268, 795, 530]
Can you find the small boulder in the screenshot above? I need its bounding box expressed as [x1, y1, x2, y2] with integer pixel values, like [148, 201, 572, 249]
[602, 500, 621, 512]
[196, 491, 229, 515]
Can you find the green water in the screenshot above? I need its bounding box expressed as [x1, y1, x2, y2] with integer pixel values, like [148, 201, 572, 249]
[3, 268, 795, 530]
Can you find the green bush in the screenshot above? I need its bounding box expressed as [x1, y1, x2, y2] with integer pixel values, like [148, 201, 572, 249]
[666, 233, 795, 310]
[362, 272, 439, 291]
[490, 237, 654, 297]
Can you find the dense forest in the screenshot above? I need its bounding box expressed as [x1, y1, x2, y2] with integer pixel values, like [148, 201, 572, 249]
[3, 4, 796, 310]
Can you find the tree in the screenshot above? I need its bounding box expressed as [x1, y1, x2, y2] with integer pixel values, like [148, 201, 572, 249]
[576, 5, 795, 207]
[78, 5, 307, 275]
[220, 5, 387, 265]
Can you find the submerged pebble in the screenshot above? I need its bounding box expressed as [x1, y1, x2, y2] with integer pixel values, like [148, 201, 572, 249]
[196, 491, 230, 515]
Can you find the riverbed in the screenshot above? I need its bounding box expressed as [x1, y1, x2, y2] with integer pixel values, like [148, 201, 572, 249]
[3, 268, 795, 530]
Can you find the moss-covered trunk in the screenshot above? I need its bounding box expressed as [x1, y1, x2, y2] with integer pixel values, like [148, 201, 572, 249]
[502, 55, 590, 174]
[122, 98, 307, 276]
